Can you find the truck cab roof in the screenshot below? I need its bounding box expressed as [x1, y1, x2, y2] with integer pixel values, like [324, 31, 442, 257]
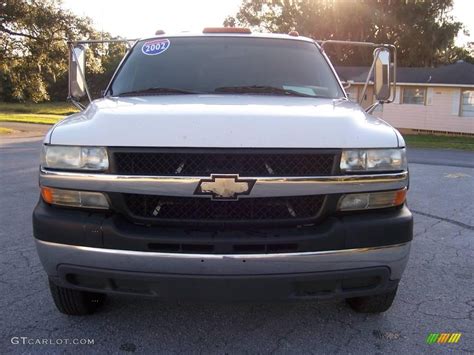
[137, 29, 316, 44]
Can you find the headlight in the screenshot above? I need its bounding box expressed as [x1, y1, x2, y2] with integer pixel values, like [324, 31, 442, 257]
[41, 145, 109, 171]
[340, 148, 406, 172]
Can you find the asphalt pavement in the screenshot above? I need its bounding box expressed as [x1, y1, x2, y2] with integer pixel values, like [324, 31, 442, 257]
[1, 138, 473, 354]
[0, 122, 51, 141]
[408, 148, 474, 169]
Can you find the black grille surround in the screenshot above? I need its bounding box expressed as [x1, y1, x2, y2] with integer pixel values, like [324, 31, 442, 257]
[110, 148, 340, 177]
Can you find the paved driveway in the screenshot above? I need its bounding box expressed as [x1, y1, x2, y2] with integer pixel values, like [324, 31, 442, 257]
[1, 139, 473, 354]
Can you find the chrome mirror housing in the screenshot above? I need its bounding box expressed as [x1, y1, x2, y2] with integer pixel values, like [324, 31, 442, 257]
[68, 45, 87, 100]
[374, 48, 391, 101]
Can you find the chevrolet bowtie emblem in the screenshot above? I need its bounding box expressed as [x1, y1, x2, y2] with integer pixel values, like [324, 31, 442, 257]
[195, 174, 256, 200]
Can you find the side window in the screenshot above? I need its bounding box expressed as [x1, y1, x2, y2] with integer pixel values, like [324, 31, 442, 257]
[460, 90, 474, 117]
[402, 87, 426, 105]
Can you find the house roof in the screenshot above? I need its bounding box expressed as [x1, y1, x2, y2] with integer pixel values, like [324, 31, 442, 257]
[335, 61, 474, 86]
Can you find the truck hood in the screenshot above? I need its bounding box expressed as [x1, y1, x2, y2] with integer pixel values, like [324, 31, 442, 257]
[47, 95, 402, 148]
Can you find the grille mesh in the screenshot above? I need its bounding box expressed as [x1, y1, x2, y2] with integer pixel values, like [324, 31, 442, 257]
[113, 151, 336, 176]
[123, 194, 324, 221]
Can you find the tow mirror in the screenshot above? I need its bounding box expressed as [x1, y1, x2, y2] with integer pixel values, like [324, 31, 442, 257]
[373, 47, 391, 101]
[68, 45, 86, 100]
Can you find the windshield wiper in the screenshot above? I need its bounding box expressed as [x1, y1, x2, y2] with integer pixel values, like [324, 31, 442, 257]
[117, 87, 203, 97]
[213, 85, 318, 97]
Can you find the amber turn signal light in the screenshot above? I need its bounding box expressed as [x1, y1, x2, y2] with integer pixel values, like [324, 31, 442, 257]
[40, 187, 109, 209]
[338, 188, 407, 211]
[394, 189, 407, 206]
[41, 186, 54, 204]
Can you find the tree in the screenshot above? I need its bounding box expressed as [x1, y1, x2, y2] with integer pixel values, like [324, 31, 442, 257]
[224, 0, 472, 67]
[0, 0, 126, 102]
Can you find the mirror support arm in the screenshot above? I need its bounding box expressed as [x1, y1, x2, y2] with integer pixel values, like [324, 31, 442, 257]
[66, 39, 138, 111]
[69, 98, 86, 111]
[318, 40, 398, 106]
[365, 101, 382, 114]
[359, 55, 377, 106]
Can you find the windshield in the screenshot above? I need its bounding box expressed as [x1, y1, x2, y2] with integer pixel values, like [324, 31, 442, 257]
[109, 37, 345, 99]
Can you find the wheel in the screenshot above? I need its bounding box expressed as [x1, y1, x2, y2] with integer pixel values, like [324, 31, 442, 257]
[48, 278, 106, 315]
[346, 287, 397, 313]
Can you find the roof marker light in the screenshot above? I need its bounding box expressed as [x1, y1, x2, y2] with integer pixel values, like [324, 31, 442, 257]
[203, 27, 251, 34]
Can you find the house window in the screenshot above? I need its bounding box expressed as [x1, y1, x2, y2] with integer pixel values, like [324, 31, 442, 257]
[402, 87, 426, 105]
[461, 90, 474, 117]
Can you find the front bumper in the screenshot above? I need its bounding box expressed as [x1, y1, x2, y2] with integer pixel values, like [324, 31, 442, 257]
[38, 240, 408, 301]
[33, 200, 412, 300]
[33, 201, 413, 252]
[37, 239, 410, 278]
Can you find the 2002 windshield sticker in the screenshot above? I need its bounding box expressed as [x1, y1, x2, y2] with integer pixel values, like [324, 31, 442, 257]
[142, 39, 170, 55]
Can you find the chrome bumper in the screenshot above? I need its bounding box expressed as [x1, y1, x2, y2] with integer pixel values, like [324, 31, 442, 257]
[39, 168, 408, 197]
[36, 240, 411, 280]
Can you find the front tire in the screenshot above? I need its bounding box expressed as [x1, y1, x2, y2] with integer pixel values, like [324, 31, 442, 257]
[48, 278, 106, 315]
[346, 287, 397, 313]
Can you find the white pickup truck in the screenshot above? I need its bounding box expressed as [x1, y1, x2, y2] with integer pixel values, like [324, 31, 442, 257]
[33, 28, 412, 315]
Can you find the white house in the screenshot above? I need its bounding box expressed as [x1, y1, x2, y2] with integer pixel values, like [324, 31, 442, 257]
[336, 61, 474, 135]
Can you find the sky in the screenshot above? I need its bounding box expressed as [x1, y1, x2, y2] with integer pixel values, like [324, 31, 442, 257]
[62, 0, 473, 46]
[61, 0, 242, 38]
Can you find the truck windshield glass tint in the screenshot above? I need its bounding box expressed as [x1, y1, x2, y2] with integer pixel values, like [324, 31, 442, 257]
[109, 37, 344, 99]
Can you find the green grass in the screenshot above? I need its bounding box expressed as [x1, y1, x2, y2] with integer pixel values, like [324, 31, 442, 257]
[0, 127, 15, 135]
[0, 113, 65, 124]
[0, 102, 78, 124]
[0, 102, 78, 115]
[404, 134, 474, 151]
